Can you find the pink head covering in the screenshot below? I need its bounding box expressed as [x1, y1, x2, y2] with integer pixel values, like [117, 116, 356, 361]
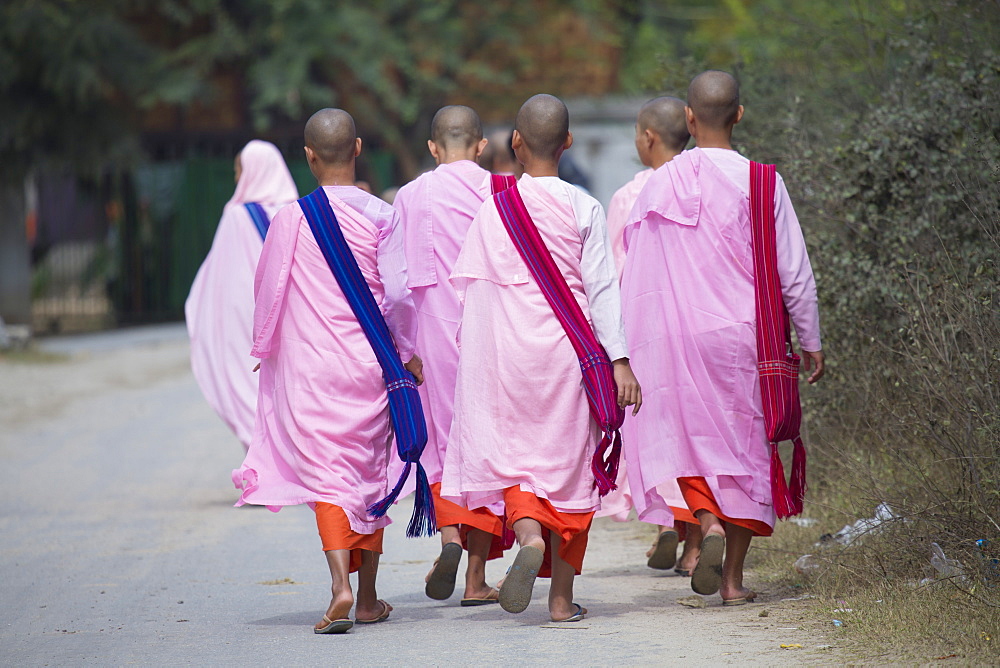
[225, 140, 299, 210]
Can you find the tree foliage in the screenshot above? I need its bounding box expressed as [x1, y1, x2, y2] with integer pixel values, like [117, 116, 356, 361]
[0, 0, 213, 182]
[640, 0, 1000, 610]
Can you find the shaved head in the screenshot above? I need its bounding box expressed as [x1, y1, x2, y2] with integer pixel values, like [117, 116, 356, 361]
[430, 105, 483, 150]
[515, 94, 569, 159]
[638, 96, 690, 151]
[687, 71, 741, 129]
[304, 108, 357, 165]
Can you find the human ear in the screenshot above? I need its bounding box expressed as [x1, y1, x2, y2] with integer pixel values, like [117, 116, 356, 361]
[733, 105, 745, 125]
[644, 128, 657, 149]
[475, 137, 488, 159]
[564, 131, 574, 150]
[427, 140, 441, 163]
[354, 137, 363, 157]
[684, 106, 696, 136]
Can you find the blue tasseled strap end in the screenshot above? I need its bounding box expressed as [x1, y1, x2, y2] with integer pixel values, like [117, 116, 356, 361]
[368, 461, 411, 519]
[406, 463, 437, 538]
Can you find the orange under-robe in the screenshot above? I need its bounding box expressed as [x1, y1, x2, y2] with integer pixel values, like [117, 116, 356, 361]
[504, 487, 594, 577]
[431, 482, 507, 560]
[677, 477, 773, 537]
[315, 502, 384, 573]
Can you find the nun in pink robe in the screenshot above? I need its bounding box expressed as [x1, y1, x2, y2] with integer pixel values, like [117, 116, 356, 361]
[393, 160, 490, 492]
[442, 173, 628, 574]
[232, 186, 417, 536]
[593, 167, 652, 522]
[620, 147, 822, 533]
[185, 140, 298, 451]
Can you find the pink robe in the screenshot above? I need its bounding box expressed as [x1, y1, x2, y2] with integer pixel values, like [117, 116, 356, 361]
[232, 186, 418, 535]
[442, 174, 611, 514]
[185, 140, 298, 450]
[393, 160, 490, 485]
[606, 168, 652, 279]
[620, 147, 821, 529]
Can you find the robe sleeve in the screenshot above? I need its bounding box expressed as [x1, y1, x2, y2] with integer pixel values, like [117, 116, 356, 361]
[605, 185, 632, 281]
[374, 205, 418, 361]
[576, 192, 630, 361]
[774, 174, 822, 351]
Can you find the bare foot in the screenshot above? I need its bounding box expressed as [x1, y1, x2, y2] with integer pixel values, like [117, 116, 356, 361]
[355, 599, 393, 623]
[315, 589, 354, 631]
[550, 603, 588, 622]
[645, 541, 657, 559]
[676, 549, 700, 573]
[522, 535, 546, 552]
[720, 585, 756, 603]
[425, 540, 463, 583]
[463, 583, 498, 600]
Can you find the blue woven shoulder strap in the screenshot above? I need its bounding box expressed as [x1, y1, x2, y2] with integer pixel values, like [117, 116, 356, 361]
[298, 188, 435, 538]
[244, 202, 270, 240]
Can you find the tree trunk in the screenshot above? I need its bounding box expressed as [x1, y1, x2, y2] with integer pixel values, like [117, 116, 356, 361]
[0, 179, 31, 327]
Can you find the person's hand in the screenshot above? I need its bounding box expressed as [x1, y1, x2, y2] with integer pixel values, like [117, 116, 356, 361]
[803, 349, 824, 384]
[404, 354, 424, 385]
[612, 358, 642, 416]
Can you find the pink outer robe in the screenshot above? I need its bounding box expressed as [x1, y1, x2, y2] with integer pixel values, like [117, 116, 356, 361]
[441, 174, 624, 515]
[605, 168, 652, 279]
[232, 186, 417, 535]
[185, 140, 298, 450]
[620, 147, 822, 530]
[596, 167, 651, 521]
[393, 160, 490, 485]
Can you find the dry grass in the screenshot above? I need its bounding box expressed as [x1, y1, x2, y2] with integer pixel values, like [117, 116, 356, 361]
[0, 345, 68, 364]
[746, 493, 1000, 663]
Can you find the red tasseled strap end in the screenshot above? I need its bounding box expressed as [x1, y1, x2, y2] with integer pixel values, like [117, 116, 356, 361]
[770, 442, 795, 519]
[592, 431, 621, 497]
[788, 437, 807, 516]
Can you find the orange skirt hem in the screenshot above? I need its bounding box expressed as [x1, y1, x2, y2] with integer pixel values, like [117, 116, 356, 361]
[677, 477, 773, 537]
[431, 482, 506, 560]
[503, 487, 594, 577]
[315, 502, 384, 573]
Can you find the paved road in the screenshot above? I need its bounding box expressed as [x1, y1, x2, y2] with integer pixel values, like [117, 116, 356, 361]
[0, 324, 839, 665]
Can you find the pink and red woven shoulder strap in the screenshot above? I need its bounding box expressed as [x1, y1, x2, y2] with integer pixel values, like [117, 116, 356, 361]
[750, 161, 806, 518]
[491, 181, 625, 496]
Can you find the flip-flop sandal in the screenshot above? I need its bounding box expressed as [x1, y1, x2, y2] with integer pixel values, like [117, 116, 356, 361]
[722, 590, 757, 606]
[690, 533, 725, 595]
[674, 568, 691, 577]
[550, 602, 587, 623]
[498, 545, 544, 614]
[314, 615, 353, 634]
[461, 587, 500, 606]
[425, 543, 463, 600]
[355, 599, 392, 624]
[647, 530, 680, 570]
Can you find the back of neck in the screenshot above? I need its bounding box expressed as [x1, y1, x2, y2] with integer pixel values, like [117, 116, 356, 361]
[522, 159, 559, 178]
[313, 163, 356, 187]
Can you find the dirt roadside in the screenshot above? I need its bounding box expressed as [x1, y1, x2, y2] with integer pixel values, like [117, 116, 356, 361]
[0, 324, 845, 665]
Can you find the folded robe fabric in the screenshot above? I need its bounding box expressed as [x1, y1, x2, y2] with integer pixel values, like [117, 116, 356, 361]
[299, 187, 435, 538]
